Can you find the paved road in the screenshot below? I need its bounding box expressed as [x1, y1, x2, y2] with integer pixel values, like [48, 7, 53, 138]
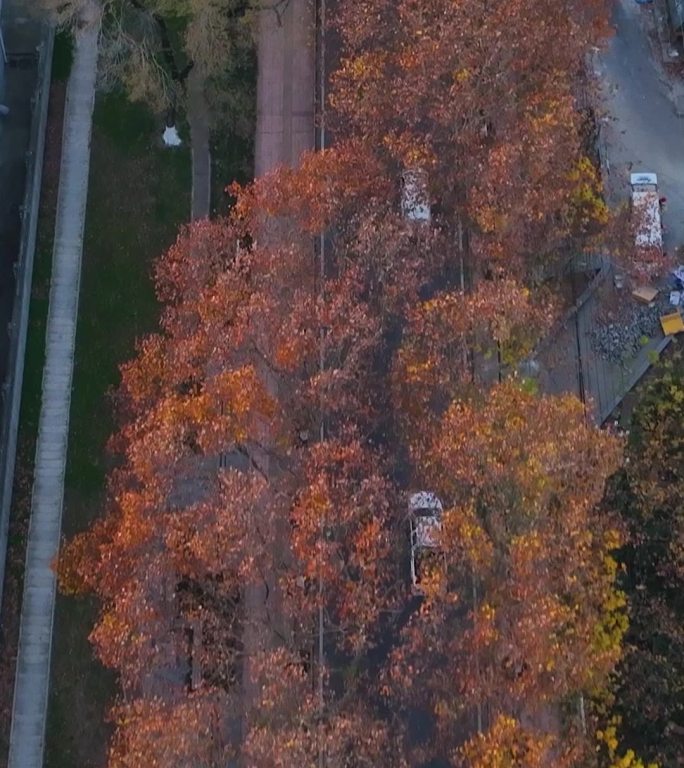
[597, 0, 684, 250]
[536, 1, 684, 423]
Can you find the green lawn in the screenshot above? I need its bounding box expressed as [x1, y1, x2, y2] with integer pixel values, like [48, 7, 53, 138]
[0, 24, 256, 767]
[209, 49, 256, 215]
[211, 127, 254, 216]
[63, 92, 190, 500]
[45, 92, 190, 768]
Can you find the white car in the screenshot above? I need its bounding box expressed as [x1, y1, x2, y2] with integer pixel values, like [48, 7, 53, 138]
[408, 491, 444, 593]
[630, 172, 662, 256]
[400, 168, 431, 223]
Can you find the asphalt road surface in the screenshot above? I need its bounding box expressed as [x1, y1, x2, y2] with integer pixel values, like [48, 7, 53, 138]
[597, 0, 684, 250]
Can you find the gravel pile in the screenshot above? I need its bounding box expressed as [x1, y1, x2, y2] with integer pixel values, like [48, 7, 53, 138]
[589, 300, 667, 365]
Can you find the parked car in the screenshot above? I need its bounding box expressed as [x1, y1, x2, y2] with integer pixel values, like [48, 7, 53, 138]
[630, 172, 663, 258]
[408, 491, 444, 593]
[401, 168, 431, 223]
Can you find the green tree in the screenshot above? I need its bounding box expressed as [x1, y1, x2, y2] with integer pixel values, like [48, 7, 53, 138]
[38, 0, 255, 130]
[606, 350, 684, 766]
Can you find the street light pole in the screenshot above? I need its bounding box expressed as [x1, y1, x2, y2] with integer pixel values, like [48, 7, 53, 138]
[317, 0, 327, 755]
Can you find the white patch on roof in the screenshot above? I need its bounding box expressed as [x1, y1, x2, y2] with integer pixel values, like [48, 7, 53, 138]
[401, 169, 431, 222]
[413, 515, 442, 549]
[633, 190, 662, 249]
[630, 171, 662, 251]
[409, 491, 443, 515]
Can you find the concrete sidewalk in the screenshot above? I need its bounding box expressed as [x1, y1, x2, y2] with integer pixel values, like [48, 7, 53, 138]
[187, 66, 211, 220]
[8, 21, 99, 768]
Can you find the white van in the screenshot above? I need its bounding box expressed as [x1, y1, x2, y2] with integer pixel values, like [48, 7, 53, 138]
[630, 172, 663, 256]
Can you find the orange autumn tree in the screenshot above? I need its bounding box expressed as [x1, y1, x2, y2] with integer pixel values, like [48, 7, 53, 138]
[68, 219, 287, 691]
[243, 648, 407, 768]
[107, 691, 232, 768]
[57, 152, 418, 765]
[386, 382, 624, 762]
[457, 714, 575, 768]
[55, 0, 629, 756]
[57, 210, 304, 742]
[286, 430, 401, 652]
[392, 278, 555, 457]
[331, 0, 612, 272]
[234, 138, 392, 235]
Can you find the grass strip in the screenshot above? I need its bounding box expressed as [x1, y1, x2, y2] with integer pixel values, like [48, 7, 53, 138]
[45, 92, 190, 768]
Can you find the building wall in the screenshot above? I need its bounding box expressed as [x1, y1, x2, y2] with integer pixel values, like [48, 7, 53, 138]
[0, 0, 6, 100]
[667, 0, 684, 40]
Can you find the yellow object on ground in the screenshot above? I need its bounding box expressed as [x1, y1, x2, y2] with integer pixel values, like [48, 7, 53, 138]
[660, 311, 684, 335]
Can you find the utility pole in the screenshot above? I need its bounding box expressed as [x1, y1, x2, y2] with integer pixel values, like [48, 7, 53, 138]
[316, 0, 327, 762]
[472, 573, 483, 734]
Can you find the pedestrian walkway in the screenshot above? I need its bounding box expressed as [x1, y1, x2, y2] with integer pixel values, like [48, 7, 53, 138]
[535, 258, 673, 425]
[187, 67, 211, 219]
[576, 280, 673, 424]
[8, 21, 99, 768]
